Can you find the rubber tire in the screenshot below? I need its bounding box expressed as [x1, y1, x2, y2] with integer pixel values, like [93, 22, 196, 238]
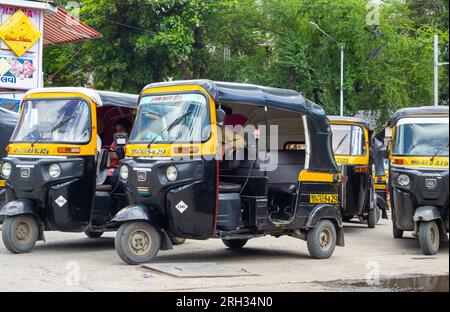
[85, 231, 104, 238]
[367, 208, 377, 229]
[222, 239, 248, 249]
[375, 206, 382, 225]
[307, 220, 337, 259]
[169, 236, 186, 246]
[419, 221, 440, 256]
[115, 221, 161, 265]
[2, 215, 39, 254]
[392, 209, 404, 239]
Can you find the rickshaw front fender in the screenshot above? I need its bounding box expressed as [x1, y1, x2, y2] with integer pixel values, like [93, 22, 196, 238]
[112, 205, 173, 250]
[0, 199, 45, 241]
[413, 206, 441, 223]
[305, 204, 345, 247]
[0, 199, 40, 219]
[376, 193, 388, 211]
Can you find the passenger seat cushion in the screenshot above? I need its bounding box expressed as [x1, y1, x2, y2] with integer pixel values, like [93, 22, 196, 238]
[219, 182, 243, 194]
[96, 184, 113, 192]
[269, 183, 298, 195]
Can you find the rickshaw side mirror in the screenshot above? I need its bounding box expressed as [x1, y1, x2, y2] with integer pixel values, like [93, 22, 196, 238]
[385, 127, 392, 139]
[216, 108, 226, 124]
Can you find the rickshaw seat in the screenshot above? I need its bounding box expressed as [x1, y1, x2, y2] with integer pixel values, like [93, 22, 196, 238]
[96, 184, 113, 192]
[269, 183, 297, 195]
[219, 182, 243, 194]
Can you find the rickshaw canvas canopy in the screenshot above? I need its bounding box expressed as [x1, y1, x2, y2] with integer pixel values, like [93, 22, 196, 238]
[390, 106, 449, 126]
[24, 88, 138, 109]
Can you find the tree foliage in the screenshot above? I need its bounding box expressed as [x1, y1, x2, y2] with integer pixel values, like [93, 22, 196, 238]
[44, 0, 449, 128]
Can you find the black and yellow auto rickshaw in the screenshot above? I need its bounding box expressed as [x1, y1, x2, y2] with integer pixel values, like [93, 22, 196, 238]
[386, 106, 449, 255]
[0, 88, 138, 253]
[329, 117, 381, 228]
[0, 108, 19, 222]
[111, 80, 345, 265]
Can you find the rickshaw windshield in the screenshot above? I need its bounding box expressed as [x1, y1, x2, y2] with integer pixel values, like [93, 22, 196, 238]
[331, 124, 366, 156]
[130, 93, 210, 143]
[11, 99, 91, 144]
[392, 118, 449, 157]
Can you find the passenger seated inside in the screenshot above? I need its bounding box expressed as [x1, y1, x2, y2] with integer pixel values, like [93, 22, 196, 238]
[218, 103, 307, 223]
[218, 106, 247, 193]
[96, 109, 133, 193]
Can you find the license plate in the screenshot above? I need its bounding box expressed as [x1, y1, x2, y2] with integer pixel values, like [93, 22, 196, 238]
[310, 194, 339, 204]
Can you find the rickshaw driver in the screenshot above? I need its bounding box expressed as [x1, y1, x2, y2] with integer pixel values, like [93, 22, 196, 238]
[218, 106, 247, 160]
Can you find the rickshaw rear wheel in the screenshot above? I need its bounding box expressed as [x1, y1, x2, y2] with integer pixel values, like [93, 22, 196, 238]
[85, 231, 104, 239]
[419, 221, 440, 256]
[2, 214, 39, 254]
[115, 221, 161, 265]
[307, 220, 337, 259]
[367, 208, 377, 229]
[222, 239, 248, 249]
[169, 235, 186, 245]
[375, 206, 382, 225]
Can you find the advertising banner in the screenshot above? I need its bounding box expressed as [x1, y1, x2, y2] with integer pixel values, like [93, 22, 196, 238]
[0, 5, 43, 90]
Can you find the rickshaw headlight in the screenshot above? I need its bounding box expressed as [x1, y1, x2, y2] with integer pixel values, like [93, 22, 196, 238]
[166, 166, 178, 182]
[120, 165, 129, 180]
[397, 174, 411, 187]
[1, 162, 12, 179]
[48, 164, 62, 179]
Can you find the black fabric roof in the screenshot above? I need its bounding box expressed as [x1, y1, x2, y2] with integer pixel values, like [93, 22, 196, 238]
[390, 106, 449, 126]
[0, 108, 19, 129]
[96, 91, 139, 109]
[143, 80, 325, 116]
[329, 116, 373, 131]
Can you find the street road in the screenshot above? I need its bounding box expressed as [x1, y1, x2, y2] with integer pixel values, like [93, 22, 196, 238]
[0, 219, 448, 292]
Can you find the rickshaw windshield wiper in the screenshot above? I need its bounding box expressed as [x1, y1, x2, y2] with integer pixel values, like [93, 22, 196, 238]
[430, 143, 449, 162]
[31, 116, 76, 147]
[147, 112, 192, 149]
[334, 134, 349, 154]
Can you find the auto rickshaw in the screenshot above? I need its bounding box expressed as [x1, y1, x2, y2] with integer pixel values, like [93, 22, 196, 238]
[112, 80, 345, 265]
[0, 88, 138, 253]
[386, 106, 449, 255]
[0, 108, 19, 222]
[329, 117, 381, 228]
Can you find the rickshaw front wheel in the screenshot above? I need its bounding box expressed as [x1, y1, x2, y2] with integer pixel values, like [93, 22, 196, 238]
[419, 221, 440, 256]
[222, 239, 248, 249]
[307, 220, 337, 259]
[115, 221, 161, 265]
[85, 231, 104, 239]
[2, 215, 39, 254]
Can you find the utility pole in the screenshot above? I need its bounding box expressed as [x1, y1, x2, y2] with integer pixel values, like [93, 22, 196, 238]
[434, 34, 450, 107]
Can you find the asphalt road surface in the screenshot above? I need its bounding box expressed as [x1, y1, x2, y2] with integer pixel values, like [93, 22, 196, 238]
[0, 219, 448, 292]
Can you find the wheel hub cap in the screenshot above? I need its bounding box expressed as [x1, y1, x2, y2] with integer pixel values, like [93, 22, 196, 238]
[16, 221, 31, 244]
[129, 230, 151, 255]
[319, 229, 331, 250]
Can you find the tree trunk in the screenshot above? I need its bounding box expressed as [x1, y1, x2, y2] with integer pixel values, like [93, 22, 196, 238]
[287, 67, 296, 90]
[181, 61, 190, 80]
[192, 26, 205, 79]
